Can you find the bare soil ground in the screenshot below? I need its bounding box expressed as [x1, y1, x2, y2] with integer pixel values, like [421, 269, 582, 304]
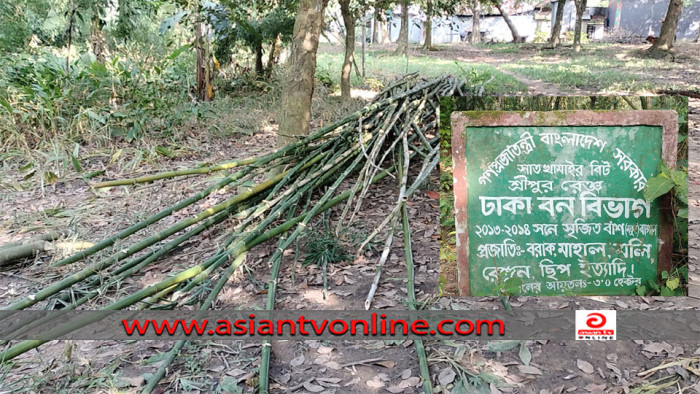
[1, 42, 700, 393]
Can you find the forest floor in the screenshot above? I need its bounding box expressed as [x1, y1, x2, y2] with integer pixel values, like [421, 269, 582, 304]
[1, 41, 700, 393]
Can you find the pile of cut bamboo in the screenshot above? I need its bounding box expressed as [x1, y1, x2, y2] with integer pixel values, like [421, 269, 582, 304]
[1, 75, 467, 393]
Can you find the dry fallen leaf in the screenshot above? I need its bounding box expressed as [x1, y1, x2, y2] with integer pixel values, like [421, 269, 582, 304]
[399, 377, 421, 388]
[366, 379, 385, 389]
[290, 355, 305, 367]
[303, 381, 325, 392]
[226, 368, 247, 377]
[374, 360, 396, 369]
[277, 373, 291, 384]
[317, 345, 334, 354]
[425, 191, 440, 200]
[317, 377, 343, 385]
[438, 368, 456, 387]
[518, 365, 543, 375]
[585, 383, 607, 393]
[120, 376, 145, 387]
[577, 359, 595, 374]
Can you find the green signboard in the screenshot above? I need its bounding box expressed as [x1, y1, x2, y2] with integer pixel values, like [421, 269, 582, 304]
[451, 111, 677, 296]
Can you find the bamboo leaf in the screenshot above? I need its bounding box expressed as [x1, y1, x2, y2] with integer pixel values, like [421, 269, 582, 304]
[71, 155, 83, 173]
[166, 44, 191, 60]
[0, 98, 13, 113]
[155, 146, 177, 158]
[486, 340, 520, 352]
[519, 343, 532, 366]
[85, 109, 106, 124]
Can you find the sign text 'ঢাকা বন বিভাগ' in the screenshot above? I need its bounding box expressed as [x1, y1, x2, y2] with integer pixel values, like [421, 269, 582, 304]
[467, 128, 661, 296]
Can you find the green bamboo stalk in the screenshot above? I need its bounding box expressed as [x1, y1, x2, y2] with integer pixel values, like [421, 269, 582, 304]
[49, 162, 266, 268]
[141, 252, 248, 393]
[60, 200, 251, 310]
[0, 252, 231, 362]
[91, 157, 260, 189]
[259, 144, 370, 393]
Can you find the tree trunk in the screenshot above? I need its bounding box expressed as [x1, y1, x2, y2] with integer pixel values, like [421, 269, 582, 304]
[550, 0, 566, 48]
[277, 0, 329, 148]
[423, 0, 434, 50]
[90, 15, 106, 63]
[255, 42, 264, 77]
[194, 9, 208, 101]
[361, 10, 366, 78]
[573, 0, 587, 52]
[653, 0, 683, 50]
[393, 0, 409, 56]
[65, 9, 76, 72]
[266, 33, 282, 78]
[495, 3, 521, 43]
[373, 8, 381, 43]
[387, 13, 392, 43]
[471, 2, 481, 44]
[340, 0, 356, 99]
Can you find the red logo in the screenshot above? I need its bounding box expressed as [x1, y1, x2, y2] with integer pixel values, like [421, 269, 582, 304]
[586, 313, 606, 329]
[576, 310, 616, 340]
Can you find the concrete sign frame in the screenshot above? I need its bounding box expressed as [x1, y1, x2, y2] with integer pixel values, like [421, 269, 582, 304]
[451, 110, 679, 296]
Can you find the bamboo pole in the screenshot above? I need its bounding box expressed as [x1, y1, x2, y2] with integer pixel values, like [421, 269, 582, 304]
[91, 157, 260, 188]
[0, 231, 73, 266]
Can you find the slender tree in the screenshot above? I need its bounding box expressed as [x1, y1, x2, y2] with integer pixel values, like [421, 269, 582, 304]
[339, 0, 356, 99]
[422, 0, 461, 49]
[423, 0, 434, 50]
[194, 3, 213, 101]
[89, 10, 106, 63]
[652, 0, 683, 51]
[493, 1, 521, 43]
[372, 6, 381, 42]
[393, 0, 408, 55]
[471, 0, 481, 43]
[277, 0, 330, 147]
[549, 0, 565, 48]
[573, 0, 587, 52]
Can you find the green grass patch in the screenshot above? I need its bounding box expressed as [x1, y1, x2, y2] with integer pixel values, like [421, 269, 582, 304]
[316, 50, 528, 95]
[503, 59, 654, 92]
[503, 44, 685, 92]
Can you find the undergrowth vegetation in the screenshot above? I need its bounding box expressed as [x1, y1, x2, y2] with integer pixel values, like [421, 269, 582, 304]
[0, 48, 198, 148]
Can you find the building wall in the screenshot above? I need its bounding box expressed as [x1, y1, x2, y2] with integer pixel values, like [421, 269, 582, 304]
[388, 13, 540, 44]
[611, 0, 700, 40]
